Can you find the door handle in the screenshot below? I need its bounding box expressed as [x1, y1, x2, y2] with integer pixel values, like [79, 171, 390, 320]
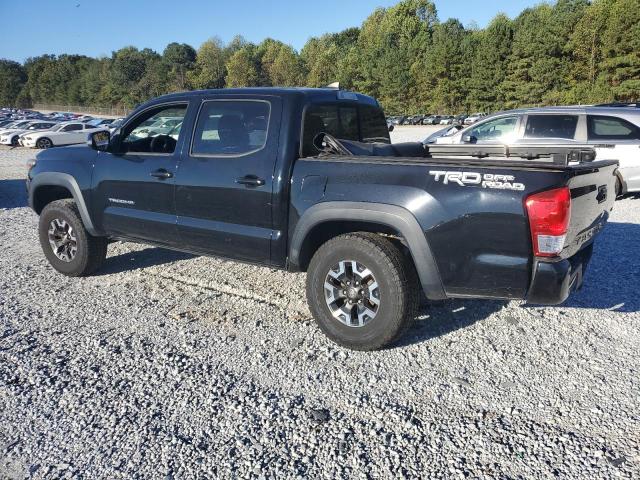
[236, 175, 265, 187]
[150, 169, 173, 179]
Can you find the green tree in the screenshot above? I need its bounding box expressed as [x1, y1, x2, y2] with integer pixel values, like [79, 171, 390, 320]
[163, 42, 197, 91]
[302, 28, 359, 87]
[467, 14, 513, 111]
[256, 39, 305, 86]
[189, 37, 227, 89]
[0, 59, 27, 106]
[225, 45, 260, 87]
[600, 0, 640, 101]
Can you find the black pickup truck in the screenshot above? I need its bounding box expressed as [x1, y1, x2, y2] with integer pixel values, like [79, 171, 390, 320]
[26, 88, 618, 350]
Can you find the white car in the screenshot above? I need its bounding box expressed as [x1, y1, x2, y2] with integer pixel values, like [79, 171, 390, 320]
[0, 121, 58, 146]
[21, 122, 107, 149]
[0, 120, 34, 137]
[464, 112, 487, 125]
[433, 106, 640, 194]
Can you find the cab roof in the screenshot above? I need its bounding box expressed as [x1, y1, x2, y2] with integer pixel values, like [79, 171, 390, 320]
[148, 87, 381, 108]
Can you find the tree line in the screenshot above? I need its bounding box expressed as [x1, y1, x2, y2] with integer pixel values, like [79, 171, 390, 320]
[0, 0, 638, 115]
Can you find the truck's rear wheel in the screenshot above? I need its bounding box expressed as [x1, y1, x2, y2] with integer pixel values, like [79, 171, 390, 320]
[38, 200, 107, 276]
[306, 232, 419, 350]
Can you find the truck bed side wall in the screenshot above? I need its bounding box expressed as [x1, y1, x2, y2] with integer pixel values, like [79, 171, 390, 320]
[290, 158, 571, 300]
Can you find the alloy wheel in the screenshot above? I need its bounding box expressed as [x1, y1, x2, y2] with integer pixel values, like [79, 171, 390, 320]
[323, 260, 380, 327]
[48, 218, 78, 262]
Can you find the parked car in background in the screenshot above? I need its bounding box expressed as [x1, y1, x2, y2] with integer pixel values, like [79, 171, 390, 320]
[0, 120, 34, 136]
[108, 118, 125, 132]
[432, 106, 640, 194]
[464, 112, 488, 124]
[0, 120, 58, 146]
[439, 115, 455, 125]
[454, 114, 467, 124]
[21, 121, 107, 149]
[89, 118, 114, 127]
[422, 115, 442, 125]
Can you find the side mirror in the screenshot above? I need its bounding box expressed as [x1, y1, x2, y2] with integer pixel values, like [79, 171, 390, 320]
[462, 134, 477, 144]
[388, 124, 394, 132]
[88, 130, 110, 152]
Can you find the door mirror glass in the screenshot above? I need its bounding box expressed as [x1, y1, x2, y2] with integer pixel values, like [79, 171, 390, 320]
[88, 130, 110, 151]
[462, 134, 477, 144]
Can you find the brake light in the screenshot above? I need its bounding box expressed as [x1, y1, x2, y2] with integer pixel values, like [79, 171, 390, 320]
[525, 187, 571, 257]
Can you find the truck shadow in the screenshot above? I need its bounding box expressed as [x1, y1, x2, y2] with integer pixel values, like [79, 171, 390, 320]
[400, 220, 639, 347]
[556, 221, 640, 312]
[398, 298, 507, 348]
[0, 179, 28, 209]
[99, 247, 195, 275]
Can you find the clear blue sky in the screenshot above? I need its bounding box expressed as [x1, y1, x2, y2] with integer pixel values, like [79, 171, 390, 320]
[0, 0, 539, 62]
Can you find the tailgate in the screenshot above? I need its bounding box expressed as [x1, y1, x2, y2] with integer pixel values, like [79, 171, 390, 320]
[563, 160, 618, 259]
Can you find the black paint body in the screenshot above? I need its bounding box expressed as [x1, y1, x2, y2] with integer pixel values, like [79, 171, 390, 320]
[27, 88, 618, 305]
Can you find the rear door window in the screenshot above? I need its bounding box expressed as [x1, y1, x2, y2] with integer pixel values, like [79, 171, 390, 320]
[524, 115, 578, 139]
[587, 115, 640, 140]
[191, 100, 270, 156]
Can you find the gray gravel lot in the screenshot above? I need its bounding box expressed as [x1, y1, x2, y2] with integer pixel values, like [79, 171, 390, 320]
[1, 132, 639, 479]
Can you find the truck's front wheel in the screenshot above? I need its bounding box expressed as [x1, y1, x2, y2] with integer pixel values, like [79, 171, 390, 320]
[38, 200, 108, 277]
[306, 233, 419, 350]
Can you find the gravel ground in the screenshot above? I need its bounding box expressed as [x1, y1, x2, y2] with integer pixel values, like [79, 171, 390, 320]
[0, 137, 639, 479]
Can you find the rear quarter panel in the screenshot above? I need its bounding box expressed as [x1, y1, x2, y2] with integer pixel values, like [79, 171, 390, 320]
[291, 158, 572, 299]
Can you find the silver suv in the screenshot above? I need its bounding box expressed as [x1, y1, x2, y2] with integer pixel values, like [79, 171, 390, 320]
[432, 106, 640, 194]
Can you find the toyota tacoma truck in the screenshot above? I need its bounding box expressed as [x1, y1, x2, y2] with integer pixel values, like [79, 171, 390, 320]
[26, 88, 618, 350]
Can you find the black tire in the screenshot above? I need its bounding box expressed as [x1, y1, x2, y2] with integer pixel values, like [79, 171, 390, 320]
[36, 137, 53, 149]
[306, 232, 419, 350]
[10, 135, 19, 147]
[38, 199, 108, 277]
[615, 177, 623, 198]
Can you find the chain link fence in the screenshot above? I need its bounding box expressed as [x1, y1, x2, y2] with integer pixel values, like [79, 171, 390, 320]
[33, 104, 131, 118]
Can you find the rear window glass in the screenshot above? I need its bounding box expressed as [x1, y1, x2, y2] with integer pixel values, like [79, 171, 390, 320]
[587, 115, 640, 140]
[302, 103, 390, 157]
[524, 115, 578, 139]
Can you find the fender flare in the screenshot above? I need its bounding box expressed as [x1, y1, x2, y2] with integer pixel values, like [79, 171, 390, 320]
[29, 172, 99, 236]
[290, 201, 447, 300]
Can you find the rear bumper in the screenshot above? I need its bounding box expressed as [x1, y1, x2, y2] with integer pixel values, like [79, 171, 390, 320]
[526, 244, 593, 305]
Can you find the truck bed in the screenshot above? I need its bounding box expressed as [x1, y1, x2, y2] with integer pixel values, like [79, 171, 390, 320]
[292, 147, 618, 302]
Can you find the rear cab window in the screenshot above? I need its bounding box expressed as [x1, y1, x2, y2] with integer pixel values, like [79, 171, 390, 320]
[587, 115, 640, 140]
[524, 115, 578, 139]
[301, 102, 390, 157]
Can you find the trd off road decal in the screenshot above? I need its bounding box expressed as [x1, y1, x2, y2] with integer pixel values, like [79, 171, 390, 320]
[428, 170, 525, 191]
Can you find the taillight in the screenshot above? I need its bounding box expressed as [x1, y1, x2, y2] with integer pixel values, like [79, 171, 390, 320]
[525, 187, 571, 257]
